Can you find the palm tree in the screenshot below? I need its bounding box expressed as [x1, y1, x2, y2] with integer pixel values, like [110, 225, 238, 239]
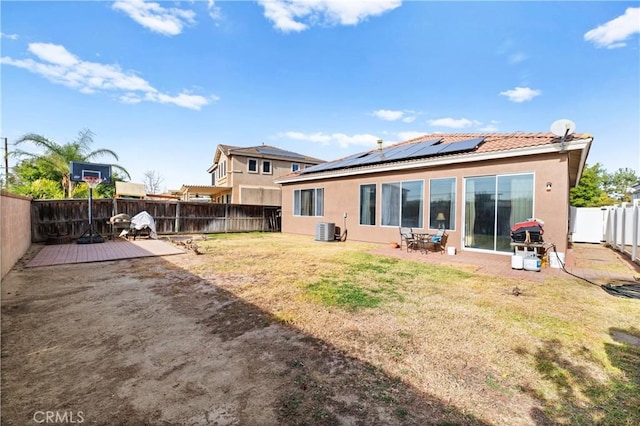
[13, 129, 130, 198]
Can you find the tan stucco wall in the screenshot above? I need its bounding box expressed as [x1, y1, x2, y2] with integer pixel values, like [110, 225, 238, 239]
[215, 153, 231, 187]
[1, 191, 32, 278]
[226, 156, 311, 205]
[281, 153, 572, 254]
[239, 186, 281, 205]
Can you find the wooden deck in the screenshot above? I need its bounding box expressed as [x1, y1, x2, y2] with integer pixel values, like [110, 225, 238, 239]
[26, 239, 184, 268]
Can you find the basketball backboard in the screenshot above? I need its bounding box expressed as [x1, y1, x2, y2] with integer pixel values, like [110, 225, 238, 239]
[70, 161, 112, 184]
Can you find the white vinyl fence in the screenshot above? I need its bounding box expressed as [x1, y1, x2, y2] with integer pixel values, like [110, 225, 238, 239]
[570, 201, 639, 265]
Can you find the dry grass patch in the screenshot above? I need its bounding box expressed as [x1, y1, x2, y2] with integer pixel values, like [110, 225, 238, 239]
[190, 233, 639, 425]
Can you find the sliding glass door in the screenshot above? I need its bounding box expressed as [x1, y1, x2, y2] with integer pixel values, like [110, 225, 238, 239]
[464, 174, 533, 252]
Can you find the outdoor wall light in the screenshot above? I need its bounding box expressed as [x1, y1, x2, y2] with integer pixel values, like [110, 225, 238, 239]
[546, 182, 552, 192]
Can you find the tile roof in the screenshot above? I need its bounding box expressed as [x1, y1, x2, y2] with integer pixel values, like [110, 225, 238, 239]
[222, 144, 325, 164]
[276, 132, 593, 182]
[396, 132, 588, 154]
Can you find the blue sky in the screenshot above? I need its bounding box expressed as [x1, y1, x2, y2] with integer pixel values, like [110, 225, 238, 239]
[1, 1, 639, 191]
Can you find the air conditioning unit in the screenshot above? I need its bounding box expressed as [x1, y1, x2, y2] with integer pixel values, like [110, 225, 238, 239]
[315, 222, 335, 242]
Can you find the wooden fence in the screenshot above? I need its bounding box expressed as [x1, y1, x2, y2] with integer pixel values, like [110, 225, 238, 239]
[31, 199, 281, 243]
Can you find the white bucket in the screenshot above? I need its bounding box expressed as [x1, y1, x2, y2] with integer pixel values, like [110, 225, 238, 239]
[447, 247, 456, 255]
[549, 252, 565, 269]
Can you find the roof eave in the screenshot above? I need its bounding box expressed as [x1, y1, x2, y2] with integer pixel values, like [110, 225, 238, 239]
[227, 150, 323, 164]
[275, 138, 593, 184]
[574, 136, 593, 185]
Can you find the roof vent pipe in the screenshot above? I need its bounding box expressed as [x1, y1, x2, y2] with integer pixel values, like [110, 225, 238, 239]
[377, 139, 383, 151]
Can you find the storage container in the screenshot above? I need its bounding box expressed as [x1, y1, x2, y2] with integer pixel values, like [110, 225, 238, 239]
[549, 252, 565, 269]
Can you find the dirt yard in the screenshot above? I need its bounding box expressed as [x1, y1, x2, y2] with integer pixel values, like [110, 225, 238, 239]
[1, 244, 481, 425]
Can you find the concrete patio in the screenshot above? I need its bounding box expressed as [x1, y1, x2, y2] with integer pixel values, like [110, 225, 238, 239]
[374, 242, 640, 286]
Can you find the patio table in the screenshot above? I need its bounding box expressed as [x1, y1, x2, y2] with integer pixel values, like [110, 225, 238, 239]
[411, 232, 434, 254]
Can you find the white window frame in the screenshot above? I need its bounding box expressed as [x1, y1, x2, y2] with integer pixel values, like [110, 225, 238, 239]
[429, 177, 456, 231]
[262, 160, 272, 175]
[359, 183, 377, 226]
[248, 158, 258, 173]
[217, 160, 226, 180]
[293, 188, 324, 217]
[291, 163, 300, 172]
[381, 180, 424, 228]
[462, 172, 535, 254]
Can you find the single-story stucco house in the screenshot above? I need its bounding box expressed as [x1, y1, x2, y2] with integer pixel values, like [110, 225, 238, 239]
[274, 132, 593, 257]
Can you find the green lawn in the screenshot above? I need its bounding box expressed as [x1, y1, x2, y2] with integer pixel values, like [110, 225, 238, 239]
[195, 233, 640, 425]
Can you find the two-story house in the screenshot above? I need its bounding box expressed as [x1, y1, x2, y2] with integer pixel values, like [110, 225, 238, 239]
[207, 144, 325, 205]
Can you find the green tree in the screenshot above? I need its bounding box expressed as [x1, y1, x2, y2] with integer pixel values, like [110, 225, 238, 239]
[13, 178, 64, 199]
[13, 157, 62, 187]
[570, 163, 616, 207]
[11, 129, 130, 198]
[609, 167, 638, 202]
[96, 170, 129, 199]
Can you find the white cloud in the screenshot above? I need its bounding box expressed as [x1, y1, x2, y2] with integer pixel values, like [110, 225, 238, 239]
[499, 86, 541, 103]
[427, 117, 477, 129]
[1, 42, 214, 110]
[372, 108, 417, 123]
[372, 109, 404, 121]
[258, 0, 402, 33]
[208, 0, 222, 21]
[112, 0, 196, 36]
[119, 93, 143, 104]
[584, 7, 640, 49]
[279, 131, 379, 148]
[0, 33, 19, 40]
[508, 52, 527, 64]
[28, 43, 80, 67]
[479, 120, 500, 132]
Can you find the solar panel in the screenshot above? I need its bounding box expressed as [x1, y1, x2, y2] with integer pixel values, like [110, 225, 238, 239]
[300, 151, 365, 174]
[377, 145, 416, 162]
[437, 137, 485, 155]
[300, 162, 332, 174]
[384, 138, 443, 161]
[405, 144, 446, 159]
[298, 137, 484, 175]
[256, 147, 305, 158]
[348, 151, 385, 166]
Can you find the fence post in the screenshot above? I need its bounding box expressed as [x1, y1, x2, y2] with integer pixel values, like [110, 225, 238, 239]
[174, 201, 181, 233]
[633, 201, 638, 263]
[224, 203, 229, 233]
[612, 206, 618, 251]
[620, 203, 627, 254]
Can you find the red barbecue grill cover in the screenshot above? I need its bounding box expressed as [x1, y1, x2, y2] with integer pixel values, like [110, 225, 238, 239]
[510, 220, 544, 234]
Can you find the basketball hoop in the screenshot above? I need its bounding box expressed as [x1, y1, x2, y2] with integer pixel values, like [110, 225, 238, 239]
[82, 176, 103, 189]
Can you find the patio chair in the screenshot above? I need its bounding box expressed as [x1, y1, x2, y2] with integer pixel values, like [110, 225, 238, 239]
[399, 227, 416, 252]
[424, 229, 448, 254]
